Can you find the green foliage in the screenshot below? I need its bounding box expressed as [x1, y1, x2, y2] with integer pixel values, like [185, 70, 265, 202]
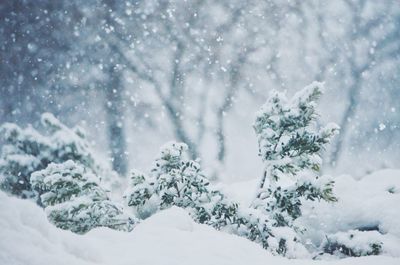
[253, 83, 338, 226]
[125, 142, 240, 229]
[125, 171, 154, 209]
[125, 141, 309, 256]
[252, 82, 339, 253]
[0, 113, 132, 234]
[0, 113, 113, 200]
[254, 83, 338, 183]
[31, 160, 135, 234]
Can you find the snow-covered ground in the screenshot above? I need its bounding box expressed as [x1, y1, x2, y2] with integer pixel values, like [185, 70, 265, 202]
[224, 169, 400, 257]
[1, 169, 400, 265]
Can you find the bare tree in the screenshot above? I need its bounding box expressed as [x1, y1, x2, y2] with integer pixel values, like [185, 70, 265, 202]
[326, 0, 400, 166]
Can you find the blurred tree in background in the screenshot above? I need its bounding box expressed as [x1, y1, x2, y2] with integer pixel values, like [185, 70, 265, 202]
[1, 0, 399, 177]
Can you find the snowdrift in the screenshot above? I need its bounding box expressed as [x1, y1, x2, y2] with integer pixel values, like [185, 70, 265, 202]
[224, 169, 400, 257]
[1, 168, 400, 265]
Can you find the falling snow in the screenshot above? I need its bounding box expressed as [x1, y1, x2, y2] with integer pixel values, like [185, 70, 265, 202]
[0, 0, 399, 264]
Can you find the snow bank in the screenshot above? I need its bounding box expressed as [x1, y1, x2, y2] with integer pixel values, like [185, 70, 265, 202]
[300, 169, 400, 256]
[1, 189, 400, 265]
[311, 170, 399, 231]
[223, 169, 400, 257]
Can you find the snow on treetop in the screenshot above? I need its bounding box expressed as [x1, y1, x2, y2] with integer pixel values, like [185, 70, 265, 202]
[30, 160, 103, 204]
[322, 122, 340, 136]
[31, 160, 99, 187]
[159, 141, 188, 158]
[254, 90, 287, 123]
[290, 81, 324, 107]
[153, 141, 189, 171]
[41, 112, 65, 132]
[254, 82, 325, 136]
[0, 122, 48, 146]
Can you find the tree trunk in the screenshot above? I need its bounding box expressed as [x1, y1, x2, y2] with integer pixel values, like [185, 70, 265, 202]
[166, 41, 199, 159]
[105, 66, 128, 176]
[215, 67, 240, 164]
[330, 81, 361, 166]
[163, 100, 199, 159]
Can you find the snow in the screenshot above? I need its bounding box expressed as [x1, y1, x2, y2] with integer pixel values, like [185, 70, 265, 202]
[322, 230, 399, 257]
[300, 169, 400, 245]
[291, 81, 324, 106]
[2, 1, 399, 263]
[224, 169, 400, 257]
[1, 168, 400, 265]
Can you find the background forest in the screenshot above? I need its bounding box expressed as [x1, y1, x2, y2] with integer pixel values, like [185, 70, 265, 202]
[1, 0, 399, 180]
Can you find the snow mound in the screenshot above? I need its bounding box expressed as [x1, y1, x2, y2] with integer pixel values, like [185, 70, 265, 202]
[134, 206, 194, 232]
[223, 169, 400, 257]
[300, 169, 400, 251]
[0, 191, 272, 265]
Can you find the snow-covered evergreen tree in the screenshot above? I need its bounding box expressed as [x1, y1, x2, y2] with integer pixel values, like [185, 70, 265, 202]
[252, 82, 338, 237]
[0, 113, 114, 200]
[30, 160, 136, 234]
[125, 142, 240, 229]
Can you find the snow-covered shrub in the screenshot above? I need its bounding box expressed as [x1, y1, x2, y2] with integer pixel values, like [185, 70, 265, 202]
[125, 141, 309, 257]
[125, 142, 241, 228]
[251, 82, 338, 253]
[30, 160, 136, 234]
[252, 82, 338, 223]
[322, 230, 383, 257]
[0, 113, 113, 200]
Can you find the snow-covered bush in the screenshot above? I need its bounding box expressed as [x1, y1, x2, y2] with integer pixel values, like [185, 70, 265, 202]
[252, 82, 338, 223]
[125, 141, 309, 257]
[0, 113, 113, 200]
[251, 82, 338, 253]
[125, 142, 241, 228]
[322, 230, 383, 257]
[30, 160, 136, 234]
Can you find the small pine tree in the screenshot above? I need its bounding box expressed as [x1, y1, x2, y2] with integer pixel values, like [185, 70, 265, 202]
[125, 142, 238, 228]
[0, 113, 114, 200]
[31, 160, 136, 234]
[252, 82, 338, 228]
